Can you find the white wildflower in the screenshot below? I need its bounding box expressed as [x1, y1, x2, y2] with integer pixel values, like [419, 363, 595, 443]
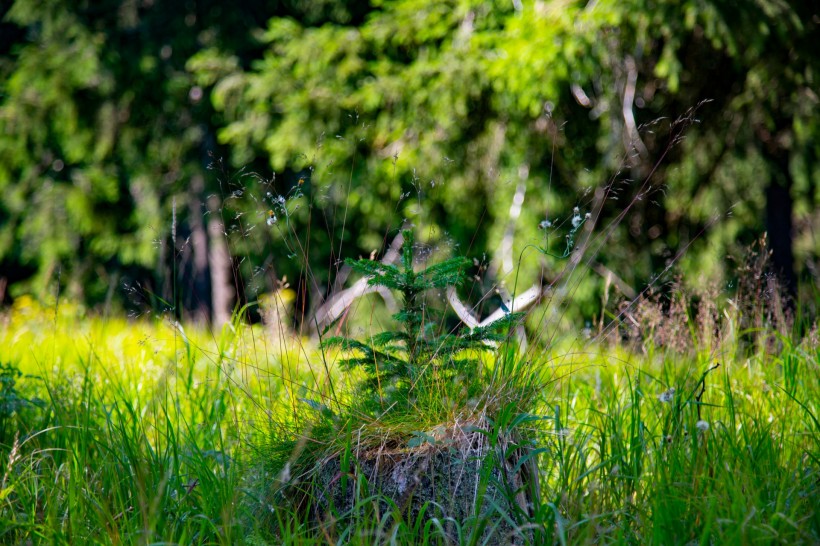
[657, 388, 675, 403]
[571, 207, 583, 229]
[695, 420, 709, 432]
[278, 462, 291, 483]
[555, 427, 572, 438]
[538, 219, 552, 230]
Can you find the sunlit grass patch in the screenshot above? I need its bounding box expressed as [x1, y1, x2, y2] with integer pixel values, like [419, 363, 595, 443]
[0, 299, 328, 544]
[0, 292, 818, 544]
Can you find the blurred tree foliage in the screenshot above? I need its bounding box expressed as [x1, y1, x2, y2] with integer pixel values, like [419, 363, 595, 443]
[0, 0, 817, 324]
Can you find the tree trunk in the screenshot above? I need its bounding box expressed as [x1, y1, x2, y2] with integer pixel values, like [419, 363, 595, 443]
[762, 140, 797, 298]
[207, 195, 235, 328]
[186, 174, 212, 324]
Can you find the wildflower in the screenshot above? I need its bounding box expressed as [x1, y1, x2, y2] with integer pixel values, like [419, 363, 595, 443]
[278, 462, 291, 483]
[695, 420, 709, 432]
[266, 210, 278, 226]
[555, 427, 572, 438]
[658, 388, 675, 403]
[571, 207, 583, 229]
[538, 219, 552, 230]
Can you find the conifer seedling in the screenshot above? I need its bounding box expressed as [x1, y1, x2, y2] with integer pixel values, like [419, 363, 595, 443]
[323, 229, 521, 414]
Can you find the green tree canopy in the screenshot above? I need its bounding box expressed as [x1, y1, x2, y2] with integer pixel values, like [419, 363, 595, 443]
[1, 0, 816, 323]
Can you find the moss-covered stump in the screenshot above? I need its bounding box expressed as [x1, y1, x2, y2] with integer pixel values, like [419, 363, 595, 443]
[306, 420, 540, 544]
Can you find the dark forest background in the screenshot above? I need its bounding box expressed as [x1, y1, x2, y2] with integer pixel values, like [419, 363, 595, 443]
[1, 0, 817, 327]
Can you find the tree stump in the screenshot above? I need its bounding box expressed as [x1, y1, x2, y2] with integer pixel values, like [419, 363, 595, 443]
[307, 420, 540, 544]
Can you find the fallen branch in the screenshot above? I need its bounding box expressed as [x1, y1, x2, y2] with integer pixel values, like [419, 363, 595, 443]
[316, 230, 547, 343]
[446, 284, 545, 330]
[590, 261, 636, 299]
[312, 230, 405, 330]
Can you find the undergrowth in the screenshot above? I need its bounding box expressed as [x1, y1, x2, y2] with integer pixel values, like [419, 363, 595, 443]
[1, 262, 818, 544]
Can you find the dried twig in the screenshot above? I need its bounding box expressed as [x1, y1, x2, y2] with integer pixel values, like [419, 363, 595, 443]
[695, 362, 720, 421]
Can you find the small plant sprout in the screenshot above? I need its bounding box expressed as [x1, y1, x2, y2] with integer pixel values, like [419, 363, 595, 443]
[322, 229, 521, 413]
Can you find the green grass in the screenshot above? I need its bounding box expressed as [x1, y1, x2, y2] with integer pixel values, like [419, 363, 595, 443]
[0, 294, 818, 544]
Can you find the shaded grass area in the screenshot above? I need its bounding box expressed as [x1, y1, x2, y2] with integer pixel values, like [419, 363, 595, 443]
[0, 296, 818, 544]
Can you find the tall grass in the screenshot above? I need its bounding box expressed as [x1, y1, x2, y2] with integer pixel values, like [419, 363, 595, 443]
[1, 284, 817, 543]
[0, 296, 318, 544]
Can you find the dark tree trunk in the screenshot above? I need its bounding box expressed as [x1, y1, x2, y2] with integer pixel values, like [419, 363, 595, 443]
[186, 174, 212, 324]
[763, 145, 796, 298]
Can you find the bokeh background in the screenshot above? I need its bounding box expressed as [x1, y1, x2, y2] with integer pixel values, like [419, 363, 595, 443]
[0, 0, 817, 326]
